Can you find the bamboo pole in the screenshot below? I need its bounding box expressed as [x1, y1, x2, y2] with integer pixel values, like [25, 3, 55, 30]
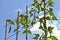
[44, 0, 47, 40]
[16, 10, 20, 40]
[5, 21, 7, 40]
[26, 5, 28, 40]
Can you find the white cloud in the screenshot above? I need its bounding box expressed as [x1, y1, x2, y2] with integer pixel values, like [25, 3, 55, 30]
[38, 15, 44, 18]
[47, 21, 60, 40]
[30, 22, 44, 35]
[30, 16, 60, 40]
[30, 15, 44, 35]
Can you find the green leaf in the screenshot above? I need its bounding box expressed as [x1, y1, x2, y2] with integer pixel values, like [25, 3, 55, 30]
[6, 19, 14, 33]
[6, 19, 11, 22]
[31, 3, 35, 6]
[49, 11, 54, 17]
[49, 36, 58, 40]
[49, 8, 53, 11]
[28, 30, 31, 34]
[31, 21, 36, 26]
[49, 0, 54, 4]
[10, 21, 14, 25]
[46, 16, 51, 20]
[32, 0, 40, 13]
[33, 34, 40, 39]
[39, 17, 44, 23]
[14, 25, 20, 33]
[49, 8, 54, 16]
[35, 16, 39, 19]
[42, 35, 46, 40]
[19, 14, 31, 27]
[23, 30, 31, 34]
[6, 19, 14, 25]
[23, 30, 26, 34]
[48, 26, 54, 33]
[29, 8, 35, 15]
[39, 25, 43, 29]
[33, 37, 37, 40]
[48, 0, 54, 6]
[38, 6, 40, 13]
[20, 14, 24, 17]
[52, 16, 58, 20]
[27, 20, 31, 24]
[19, 14, 26, 25]
[8, 25, 11, 33]
[25, 15, 28, 18]
[35, 4, 40, 13]
[14, 29, 17, 32]
[14, 28, 20, 33]
[34, 0, 38, 3]
[48, 2, 53, 6]
[49, 9, 58, 20]
[41, 7, 44, 12]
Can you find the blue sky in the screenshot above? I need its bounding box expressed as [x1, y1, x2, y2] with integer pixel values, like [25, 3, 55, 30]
[0, 0, 60, 40]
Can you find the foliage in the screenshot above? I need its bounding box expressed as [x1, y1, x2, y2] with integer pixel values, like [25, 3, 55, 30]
[6, 19, 14, 33]
[23, 30, 31, 34]
[6, 19, 14, 25]
[49, 36, 58, 40]
[5, 0, 58, 40]
[33, 34, 40, 40]
[31, 0, 58, 40]
[19, 14, 30, 27]
[48, 26, 54, 34]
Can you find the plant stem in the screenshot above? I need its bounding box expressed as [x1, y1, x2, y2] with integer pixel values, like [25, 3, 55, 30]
[44, 0, 47, 40]
[16, 10, 20, 40]
[5, 21, 7, 40]
[26, 5, 28, 40]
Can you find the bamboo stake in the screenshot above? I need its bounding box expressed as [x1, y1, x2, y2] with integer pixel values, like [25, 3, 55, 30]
[26, 5, 28, 40]
[44, 0, 47, 40]
[16, 10, 20, 40]
[5, 21, 7, 40]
